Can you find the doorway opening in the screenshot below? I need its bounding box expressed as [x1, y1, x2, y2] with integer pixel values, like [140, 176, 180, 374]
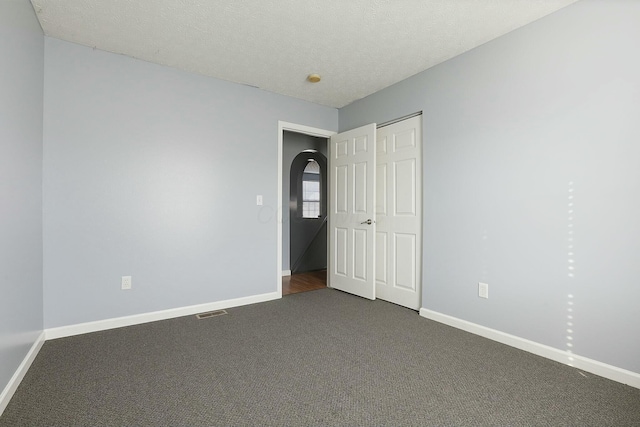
[278, 122, 335, 297]
[284, 148, 328, 296]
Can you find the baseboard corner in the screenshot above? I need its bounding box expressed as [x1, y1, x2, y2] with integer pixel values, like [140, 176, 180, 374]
[0, 331, 46, 417]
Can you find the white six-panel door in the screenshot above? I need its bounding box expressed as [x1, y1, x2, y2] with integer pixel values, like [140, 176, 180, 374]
[328, 124, 376, 300]
[375, 116, 422, 309]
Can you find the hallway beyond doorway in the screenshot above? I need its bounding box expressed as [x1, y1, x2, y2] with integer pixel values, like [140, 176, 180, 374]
[282, 270, 326, 296]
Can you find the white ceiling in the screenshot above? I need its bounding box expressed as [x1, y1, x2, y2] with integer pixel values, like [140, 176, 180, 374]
[31, 0, 578, 108]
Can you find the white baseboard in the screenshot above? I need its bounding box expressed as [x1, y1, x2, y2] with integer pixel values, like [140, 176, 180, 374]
[282, 270, 291, 276]
[46, 291, 280, 340]
[0, 331, 46, 417]
[419, 308, 640, 389]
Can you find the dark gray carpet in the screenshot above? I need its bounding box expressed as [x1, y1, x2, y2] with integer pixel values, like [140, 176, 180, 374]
[2, 288, 639, 426]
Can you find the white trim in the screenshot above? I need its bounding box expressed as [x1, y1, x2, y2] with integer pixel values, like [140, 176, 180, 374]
[277, 121, 335, 297]
[46, 292, 279, 340]
[420, 308, 640, 389]
[0, 331, 46, 416]
[282, 270, 292, 277]
[279, 121, 336, 139]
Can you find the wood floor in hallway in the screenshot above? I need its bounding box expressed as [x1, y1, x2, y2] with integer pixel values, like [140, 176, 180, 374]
[282, 270, 326, 296]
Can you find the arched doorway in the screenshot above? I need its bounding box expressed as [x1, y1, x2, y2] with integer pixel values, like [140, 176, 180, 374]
[289, 150, 327, 274]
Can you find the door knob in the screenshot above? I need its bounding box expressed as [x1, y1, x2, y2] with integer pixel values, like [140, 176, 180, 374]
[360, 219, 375, 225]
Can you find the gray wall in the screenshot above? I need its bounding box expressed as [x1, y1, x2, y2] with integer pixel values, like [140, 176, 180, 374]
[281, 132, 328, 271]
[43, 38, 337, 328]
[0, 0, 44, 395]
[339, 0, 640, 373]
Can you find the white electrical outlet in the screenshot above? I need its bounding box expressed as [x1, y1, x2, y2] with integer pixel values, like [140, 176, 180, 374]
[479, 282, 489, 299]
[121, 276, 132, 290]
[256, 195, 263, 206]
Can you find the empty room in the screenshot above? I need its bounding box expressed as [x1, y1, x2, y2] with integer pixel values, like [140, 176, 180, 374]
[1, 0, 639, 425]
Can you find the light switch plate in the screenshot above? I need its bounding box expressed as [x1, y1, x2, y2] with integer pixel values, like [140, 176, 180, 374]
[478, 282, 488, 299]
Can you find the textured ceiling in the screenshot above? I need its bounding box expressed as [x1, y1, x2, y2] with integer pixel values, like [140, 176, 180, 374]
[31, 0, 578, 108]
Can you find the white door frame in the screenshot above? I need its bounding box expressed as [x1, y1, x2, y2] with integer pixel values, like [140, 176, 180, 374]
[277, 121, 335, 297]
